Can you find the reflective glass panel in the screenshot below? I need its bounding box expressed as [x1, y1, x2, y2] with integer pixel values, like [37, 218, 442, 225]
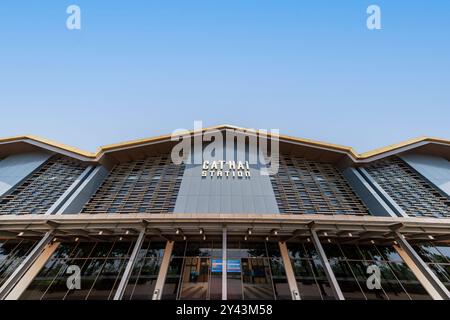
[242, 258, 274, 300]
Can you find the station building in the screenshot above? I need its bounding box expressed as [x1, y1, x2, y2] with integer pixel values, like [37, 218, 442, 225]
[0, 125, 450, 301]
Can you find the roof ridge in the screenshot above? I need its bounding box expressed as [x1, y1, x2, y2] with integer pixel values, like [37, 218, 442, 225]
[0, 125, 449, 162]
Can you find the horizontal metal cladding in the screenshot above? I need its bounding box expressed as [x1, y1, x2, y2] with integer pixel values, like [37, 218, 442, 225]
[364, 157, 450, 218]
[0, 156, 88, 215]
[270, 155, 369, 215]
[81, 154, 185, 214]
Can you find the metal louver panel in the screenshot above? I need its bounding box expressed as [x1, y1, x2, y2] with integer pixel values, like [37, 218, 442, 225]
[364, 157, 450, 218]
[82, 154, 185, 214]
[270, 155, 369, 215]
[0, 156, 87, 215]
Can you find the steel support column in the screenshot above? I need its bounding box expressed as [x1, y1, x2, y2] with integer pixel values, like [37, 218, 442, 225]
[310, 229, 345, 300]
[152, 240, 174, 300]
[222, 226, 228, 301]
[0, 231, 54, 300]
[113, 229, 146, 300]
[6, 241, 61, 300]
[394, 231, 450, 300]
[278, 241, 301, 300]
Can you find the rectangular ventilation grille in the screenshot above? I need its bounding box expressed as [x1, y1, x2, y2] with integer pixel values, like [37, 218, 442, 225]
[270, 155, 369, 215]
[364, 157, 450, 218]
[82, 155, 185, 214]
[0, 156, 87, 215]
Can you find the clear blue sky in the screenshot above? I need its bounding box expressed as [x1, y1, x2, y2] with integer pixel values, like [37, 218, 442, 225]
[0, 1, 449, 153]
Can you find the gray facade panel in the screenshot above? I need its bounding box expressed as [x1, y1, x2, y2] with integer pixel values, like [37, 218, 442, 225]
[401, 153, 450, 197]
[0, 152, 52, 197]
[174, 164, 280, 214]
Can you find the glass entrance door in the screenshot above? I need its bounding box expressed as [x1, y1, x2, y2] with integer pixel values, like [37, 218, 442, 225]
[165, 240, 285, 300]
[163, 240, 223, 300]
[227, 241, 280, 300]
[178, 256, 276, 300]
[242, 258, 275, 300]
[179, 257, 210, 300]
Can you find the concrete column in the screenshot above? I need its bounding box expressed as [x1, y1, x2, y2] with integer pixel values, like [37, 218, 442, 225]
[222, 227, 227, 301]
[152, 240, 174, 300]
[394, 232, 450, 300]
[113, 230, 146, 300]
[5, 241, 61, 300]
[310, 229, 345, 300]
[0, 231, 54, 300]
[278, 241, 301, 300]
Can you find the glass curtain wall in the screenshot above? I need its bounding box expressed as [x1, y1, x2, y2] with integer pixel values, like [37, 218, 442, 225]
[265, 242, 292, 300]
[162, 240, 222, 300]
[322, 243, 431, 300]
[20, 240, 135, 300]
[122, 240, 166, 300]
[227, 241, 290, 300]
[286, 241, 335, 300]
[413, 242, 450, 290]
[0, 239, 37, 287]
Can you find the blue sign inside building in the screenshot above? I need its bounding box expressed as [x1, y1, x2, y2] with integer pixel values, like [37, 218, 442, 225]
[211, 259, 241, 273]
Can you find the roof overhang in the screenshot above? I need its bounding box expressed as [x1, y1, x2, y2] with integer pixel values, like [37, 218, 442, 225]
[1, 125, 450, 165]
[1, 213, 449, 244]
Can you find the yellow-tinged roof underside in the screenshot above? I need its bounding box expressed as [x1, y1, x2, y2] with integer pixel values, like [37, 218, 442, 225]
[0, 125, 449, 162]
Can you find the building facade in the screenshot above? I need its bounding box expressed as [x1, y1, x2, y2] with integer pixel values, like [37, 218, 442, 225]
[0, 125, 450, 301]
